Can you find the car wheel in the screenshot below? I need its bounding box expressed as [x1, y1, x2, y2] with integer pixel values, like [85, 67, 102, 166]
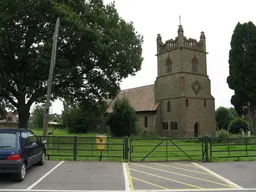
[14, 162, 26, 182]
[38, 152, 45, 166]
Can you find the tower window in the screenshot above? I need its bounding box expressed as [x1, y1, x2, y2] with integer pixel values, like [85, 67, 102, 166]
[167, 101, 171, 112]
[165, 55, 172, 73]
[162, 122, 168, 130]
[144, 116, 148, 128]
[170, 122, 178, 130]
[191, 55, 198, 72]
[186, 98, 188, 106]
[166, 63, 172, 73]
[192, 63, 197, 72]
[204, 99, 206, 107]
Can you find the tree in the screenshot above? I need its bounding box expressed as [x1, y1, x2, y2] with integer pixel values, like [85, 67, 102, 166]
[32, 105, 44, 128]
[215, 107, 233, 130]
[228, 118, 249, 134]
[228, 107, 239, 119]
[0, 99, 7, 120]
[227, 21, 256, 134]
[107, 98, 137, 137]
[62, 100, 107, 133]
[0, 0, 143, 128]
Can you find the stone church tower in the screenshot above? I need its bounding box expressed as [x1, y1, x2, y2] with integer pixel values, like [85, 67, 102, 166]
[154, 24, 216, 137]
[107, 23, 216, 137]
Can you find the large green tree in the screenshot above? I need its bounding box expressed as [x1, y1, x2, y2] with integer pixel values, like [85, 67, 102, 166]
[215, 107, 233, 130]
[227, 21, 256, 134]
[0, 0, 143, 128]
[107, 98, 137, 137]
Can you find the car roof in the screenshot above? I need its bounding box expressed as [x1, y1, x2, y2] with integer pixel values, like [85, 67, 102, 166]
[0, 128, 29, 133]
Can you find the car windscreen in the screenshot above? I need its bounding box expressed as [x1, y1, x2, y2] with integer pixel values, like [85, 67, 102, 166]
[0, 133, 17, 149]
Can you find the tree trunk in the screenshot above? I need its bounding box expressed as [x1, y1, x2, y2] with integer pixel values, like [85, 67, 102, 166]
[248, 103, 256, 135]
[18, 104, 30, 129]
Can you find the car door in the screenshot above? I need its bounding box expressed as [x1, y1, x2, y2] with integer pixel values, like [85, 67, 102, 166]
[21, 132, 34, 167]
[27, 131, 42, 164]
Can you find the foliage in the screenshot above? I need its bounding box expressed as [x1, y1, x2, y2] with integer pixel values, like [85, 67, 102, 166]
[214, 129, 230, 139]
[32, 105, 44, 128]
[228, 118, 249, 134]
[215, 107, 233, 130]
[62, 100, 107, 133]
[107, 98, 137, 137]
[228, 107, 239, 119]
[227, 21, 256, 134]
[0, 99, 7, 120]
[0, 0, 143, 128]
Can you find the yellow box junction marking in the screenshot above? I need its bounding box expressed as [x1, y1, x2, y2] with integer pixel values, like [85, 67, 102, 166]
[130, 168, 202, 189]
[132, 176, 170, 190]
[131, 163, 231, 188]
[153, 163, 211, 176]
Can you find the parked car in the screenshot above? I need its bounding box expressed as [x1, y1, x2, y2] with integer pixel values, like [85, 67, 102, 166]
[0, 128, 46, 182]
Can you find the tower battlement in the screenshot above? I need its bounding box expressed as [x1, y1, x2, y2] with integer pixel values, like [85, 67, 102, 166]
[156, 26, 206, 55]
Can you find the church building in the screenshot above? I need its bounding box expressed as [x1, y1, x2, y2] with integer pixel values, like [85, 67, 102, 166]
[107, 24, 216, 137]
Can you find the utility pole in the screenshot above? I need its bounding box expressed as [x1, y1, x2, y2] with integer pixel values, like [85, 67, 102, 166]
[42, 18, 60, 137]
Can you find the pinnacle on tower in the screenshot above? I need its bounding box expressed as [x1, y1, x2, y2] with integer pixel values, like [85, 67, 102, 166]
[178, 15, 184, 33]
[200, 31, 205, 38]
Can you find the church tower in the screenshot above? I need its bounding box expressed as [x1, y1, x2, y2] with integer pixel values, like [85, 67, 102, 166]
[154, 23, 216, 137]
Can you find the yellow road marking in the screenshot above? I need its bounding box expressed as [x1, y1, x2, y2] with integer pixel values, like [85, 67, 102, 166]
[132, 163, 231, 187]
[153, 163, 211, 175]
[193, 163, 241, 189]
[132, 176, 170, 190]
[173, 162, 199, 168]
[130, 168, 202, 189]
[125, 163, 134, 191]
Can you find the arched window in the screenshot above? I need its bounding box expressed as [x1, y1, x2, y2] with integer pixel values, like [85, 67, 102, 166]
[167, 101, 171, 112]
[191, 55, 198, 72]
[166, 55, 172, 73]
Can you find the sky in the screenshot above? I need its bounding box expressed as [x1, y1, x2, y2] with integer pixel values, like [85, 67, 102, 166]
[46, 0, 256, 114]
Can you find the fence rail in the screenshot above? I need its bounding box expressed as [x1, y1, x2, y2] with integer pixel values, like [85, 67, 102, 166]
[37, 136, 256, 162]
[38, 136, 127, 161]
[210, 137, 256, 161]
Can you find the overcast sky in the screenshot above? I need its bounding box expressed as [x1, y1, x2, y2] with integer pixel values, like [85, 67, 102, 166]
[48, 0, 256, 114]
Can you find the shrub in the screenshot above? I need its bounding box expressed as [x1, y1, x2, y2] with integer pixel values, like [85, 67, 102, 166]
[215, 129, 230, 138]
[215, 107, 233, 130]
[228, 118, 249, 134]
[32, 105, 44, 128]
[107, 98, 137, 137]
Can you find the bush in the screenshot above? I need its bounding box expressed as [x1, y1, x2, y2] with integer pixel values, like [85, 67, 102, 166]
[215, 107, 233, 130]
[228, 118, 249, 134]
[107, 98, 137, 137]
[215, 129, 230, 139]
[32, 105, 44, 128]
[62, 101, 107, 133]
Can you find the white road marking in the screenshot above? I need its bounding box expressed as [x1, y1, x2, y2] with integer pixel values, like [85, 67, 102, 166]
[192, 162, 244, 189]
[26, 161, 64, 190]
[122, 162, 130, 192]
[1, 188, 256, 192]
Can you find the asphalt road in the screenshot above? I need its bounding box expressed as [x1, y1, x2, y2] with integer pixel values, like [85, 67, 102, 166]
[0, 160, 255, 192]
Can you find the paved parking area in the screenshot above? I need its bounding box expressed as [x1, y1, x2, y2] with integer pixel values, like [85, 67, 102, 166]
[0, 160, 255, 192]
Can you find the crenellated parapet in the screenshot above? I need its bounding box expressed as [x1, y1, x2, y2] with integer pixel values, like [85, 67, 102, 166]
[156, 26, 207, 55]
